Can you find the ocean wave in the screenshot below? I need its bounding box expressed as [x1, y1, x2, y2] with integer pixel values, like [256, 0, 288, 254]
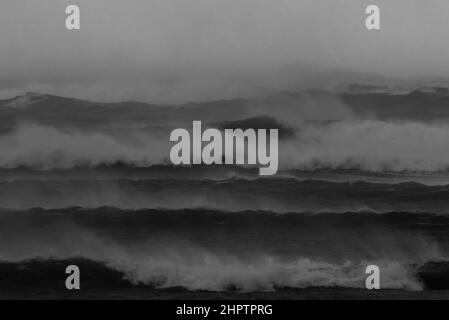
[280, 120, 449, 172]
[0, 256, 429, 292]
[2, 254, 446, 292]
[110, 255, 424, 291]
[0, 178, 449, 212]
[0, 208, 446, 291]
[3, 120, 449, 173]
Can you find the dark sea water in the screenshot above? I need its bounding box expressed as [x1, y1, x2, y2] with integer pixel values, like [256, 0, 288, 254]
[2, 92, 449, 299]
[1, 174, 449, 299]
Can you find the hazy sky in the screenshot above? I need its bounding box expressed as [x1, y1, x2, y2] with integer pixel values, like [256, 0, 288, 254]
[1, 0, 449, 102]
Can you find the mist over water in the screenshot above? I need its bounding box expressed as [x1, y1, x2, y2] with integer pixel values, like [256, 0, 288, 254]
[2, 0, 449, 298]
[3, 119, 449, 173]
[1, 90, 449, 293]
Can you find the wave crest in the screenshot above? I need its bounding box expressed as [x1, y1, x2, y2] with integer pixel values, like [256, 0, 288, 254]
[3, 120, 449, 172]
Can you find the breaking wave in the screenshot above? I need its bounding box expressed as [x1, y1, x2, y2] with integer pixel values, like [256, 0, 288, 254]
[0, 208, 447, 291]
[0, 257, 428, 292]
[3, 120, 449, 172]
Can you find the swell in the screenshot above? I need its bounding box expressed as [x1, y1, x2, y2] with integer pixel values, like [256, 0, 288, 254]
[1, 178, 449, 213]
[3, 164, 449, 185]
